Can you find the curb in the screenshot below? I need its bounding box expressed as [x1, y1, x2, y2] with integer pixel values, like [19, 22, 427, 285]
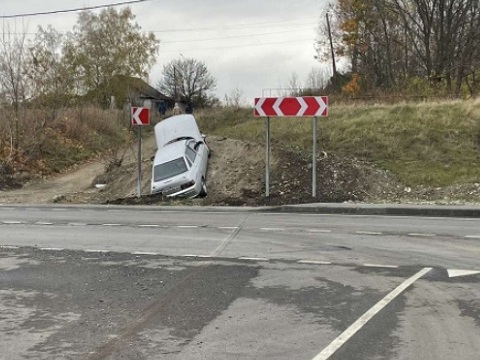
[268, 203, 480, 218]
[2, 203, 480, 218]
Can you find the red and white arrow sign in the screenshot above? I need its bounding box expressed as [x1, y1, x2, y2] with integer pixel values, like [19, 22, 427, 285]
[254, 96, 328, 117]
[131, 107, 150, 126]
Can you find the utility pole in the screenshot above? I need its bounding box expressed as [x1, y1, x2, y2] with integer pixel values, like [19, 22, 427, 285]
[173, 66, 177, 101]
[326, 12, 337, 92]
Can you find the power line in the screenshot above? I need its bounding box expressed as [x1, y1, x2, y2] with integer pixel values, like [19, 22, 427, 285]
[161, 38, 315, 53]
[161, 27, 315, 44]
[151, 18, 317, 33]
[0, 0, 151, 19]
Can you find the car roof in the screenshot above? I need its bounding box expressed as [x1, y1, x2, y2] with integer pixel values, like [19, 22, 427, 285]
[154, 114, 202, 149]
[152, 140, 188, 166]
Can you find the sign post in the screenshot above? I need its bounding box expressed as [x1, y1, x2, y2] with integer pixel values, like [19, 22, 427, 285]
[131, 106, 150, 198]
[266, 116, 271, 197]
[254, 96, 328, 198]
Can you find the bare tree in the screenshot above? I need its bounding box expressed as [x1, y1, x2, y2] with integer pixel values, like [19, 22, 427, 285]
[158, 57, 217, 108]
[0, 24, 28, 150]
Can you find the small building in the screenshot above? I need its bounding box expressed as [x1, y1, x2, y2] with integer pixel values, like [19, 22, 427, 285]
[110, 76, 174, 112]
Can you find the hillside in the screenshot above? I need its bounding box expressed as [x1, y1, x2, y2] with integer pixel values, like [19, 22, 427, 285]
[1, 99, 480, 205]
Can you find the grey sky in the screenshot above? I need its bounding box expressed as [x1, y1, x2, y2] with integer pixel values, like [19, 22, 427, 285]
[2, 0, 331, 103]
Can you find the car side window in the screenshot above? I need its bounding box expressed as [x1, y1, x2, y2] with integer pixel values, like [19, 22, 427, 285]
[185, 143, 197, 164]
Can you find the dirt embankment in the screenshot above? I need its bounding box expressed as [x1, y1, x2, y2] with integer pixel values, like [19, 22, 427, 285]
[1, 134, 479, 206]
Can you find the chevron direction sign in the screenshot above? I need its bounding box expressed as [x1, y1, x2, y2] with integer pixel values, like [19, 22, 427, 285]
[131, 107, 150, 126]
[254, 96, 328, 117]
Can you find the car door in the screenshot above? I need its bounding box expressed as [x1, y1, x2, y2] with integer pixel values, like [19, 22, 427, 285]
[185, 140, 202, 188]
[193, 140, 208, 178]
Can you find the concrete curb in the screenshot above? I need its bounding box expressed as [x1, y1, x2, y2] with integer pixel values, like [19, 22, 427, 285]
[2, 203, 480, 217]
[268, 203, 480, 218]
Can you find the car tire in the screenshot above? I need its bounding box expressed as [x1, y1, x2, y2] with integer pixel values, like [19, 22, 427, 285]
[199, 178, 207, 198]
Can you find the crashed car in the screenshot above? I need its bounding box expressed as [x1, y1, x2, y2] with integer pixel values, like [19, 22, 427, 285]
[151, 114, 209, 198]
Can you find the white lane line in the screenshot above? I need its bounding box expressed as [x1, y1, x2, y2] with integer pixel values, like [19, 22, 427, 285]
[307, 229, 332, 233]
[85, 249, 110, 253]
[35, 222, 53, 225]
[40, 247, 64, 251]
[68, 222, 87, 226]
[177, 225, 200, 228]
[407, 233, 436, 237]
[0, 245, 19, 249]
[132, 251, 159, 256]
[182, 254, 212, 258]
[355, 231, 383, 235]
[137, 224, 160, 228]
[218, 226, 239, 230]
[260, 228, 285, 232]
[238, 257, 269, 261]
[312, 267, 432, 360]
[465, 235, 480, 239]
[103, 224, 122, 226]
[363, 263, 398, 269]
[447, 269, 480, 278]
[298, 260, 332, 265]
[2, 221, 23, 224]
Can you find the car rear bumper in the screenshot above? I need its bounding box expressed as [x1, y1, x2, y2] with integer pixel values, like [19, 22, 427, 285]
[151, 184, 199, 199]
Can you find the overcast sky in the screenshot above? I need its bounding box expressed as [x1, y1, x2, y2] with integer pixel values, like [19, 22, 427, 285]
[2, 0, 331, 104]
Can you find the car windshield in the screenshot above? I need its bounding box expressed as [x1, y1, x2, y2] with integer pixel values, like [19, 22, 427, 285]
[153, 157, 188, 181]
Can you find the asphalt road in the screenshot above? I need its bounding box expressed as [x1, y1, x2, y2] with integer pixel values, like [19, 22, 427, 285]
[1, 205, 479, 359]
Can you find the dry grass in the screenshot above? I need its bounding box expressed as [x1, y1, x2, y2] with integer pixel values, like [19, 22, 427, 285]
[199, 99, 480, 187]
[0, 107, 131, 175]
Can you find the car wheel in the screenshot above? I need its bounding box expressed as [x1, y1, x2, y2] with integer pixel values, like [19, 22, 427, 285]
[199, 177, 207, 198]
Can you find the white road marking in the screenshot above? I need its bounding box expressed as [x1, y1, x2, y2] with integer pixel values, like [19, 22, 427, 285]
[218, 226, 239, 230]
[307, 229, 332, 233]
[407, 233, 436, 237]
[355, 231, 383, 235]
[35, 222, 53, 225]
[132, 251, 159, 256]
[298, 260, 332, 265]
[2, 221, 23, 224]
[177, 225, 200, 228]
[85, 249, 110, 253]
[465, 235, 480, 239]
[68, 222, 87, 226]
[238, 257, 269, 261]
[182, 254, 211, 258]
[40, 247, 64, 251]
[137, 224, 160, 228]
[312, 267, 432, 360]
[363, 263, 399, 269]
[0, 245, 19, 249]
[260, 228, 285, 231]
[447, 269, 480, 278]
[102, 224, 122, 226]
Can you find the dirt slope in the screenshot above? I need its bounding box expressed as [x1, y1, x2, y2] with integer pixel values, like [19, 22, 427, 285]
[0, 133, 396, 206]
[2, 133, 479, 206]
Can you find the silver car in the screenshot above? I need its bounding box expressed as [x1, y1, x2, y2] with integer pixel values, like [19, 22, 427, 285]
[150, 114, 209, 198]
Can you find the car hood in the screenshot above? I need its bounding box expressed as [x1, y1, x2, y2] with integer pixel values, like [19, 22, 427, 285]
[154, 114, 202, 148]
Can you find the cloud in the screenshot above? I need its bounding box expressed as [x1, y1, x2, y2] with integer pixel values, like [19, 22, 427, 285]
[4, 0, 330, 102]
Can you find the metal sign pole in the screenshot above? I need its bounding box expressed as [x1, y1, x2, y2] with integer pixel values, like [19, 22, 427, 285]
[312, 116, 317, 197]
[266, 116, 271, 197]
[137, 126, 142, 198]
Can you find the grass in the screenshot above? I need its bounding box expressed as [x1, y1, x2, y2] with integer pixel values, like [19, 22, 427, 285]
[4, 100, 479, 188]
[197, 99, 480, 187]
